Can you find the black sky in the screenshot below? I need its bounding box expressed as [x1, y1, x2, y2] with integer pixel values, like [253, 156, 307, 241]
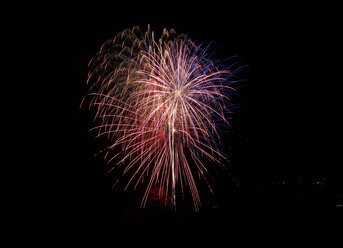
[7, 1, 342, 247]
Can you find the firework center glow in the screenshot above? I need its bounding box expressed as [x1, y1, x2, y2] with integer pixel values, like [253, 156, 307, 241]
[175, 89, 182, 97]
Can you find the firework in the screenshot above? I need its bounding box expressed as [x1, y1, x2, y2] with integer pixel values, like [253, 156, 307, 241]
[82, 25, 244, 211]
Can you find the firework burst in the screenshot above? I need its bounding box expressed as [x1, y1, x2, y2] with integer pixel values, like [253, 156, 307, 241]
[82, 25, 245, 211]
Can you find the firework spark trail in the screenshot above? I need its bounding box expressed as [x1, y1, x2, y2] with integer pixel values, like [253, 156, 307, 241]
[82, 25, 244, 211]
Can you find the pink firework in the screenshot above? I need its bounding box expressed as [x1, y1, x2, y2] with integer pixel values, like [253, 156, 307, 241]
[82, 25, 243, 211]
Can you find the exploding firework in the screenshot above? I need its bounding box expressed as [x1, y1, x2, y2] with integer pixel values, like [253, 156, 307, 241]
[82, 25, 245, 211]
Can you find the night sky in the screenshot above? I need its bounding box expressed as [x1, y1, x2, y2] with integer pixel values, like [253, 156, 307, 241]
[7, 1, 342, 247]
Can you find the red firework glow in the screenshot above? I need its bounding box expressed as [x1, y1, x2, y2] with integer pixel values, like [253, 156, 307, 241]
[82, 25, 244, 211]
